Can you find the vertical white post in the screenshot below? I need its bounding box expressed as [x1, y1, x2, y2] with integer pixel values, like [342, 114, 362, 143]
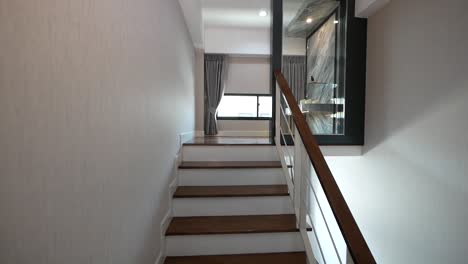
[293, 126, 303, 227]
[299, 139, 309, 230]
[275, 83, 281, 144]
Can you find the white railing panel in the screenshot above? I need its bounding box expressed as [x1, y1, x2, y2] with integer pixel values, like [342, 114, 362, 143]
[307, 168, 348, 263]
[276, 88, 351, 264]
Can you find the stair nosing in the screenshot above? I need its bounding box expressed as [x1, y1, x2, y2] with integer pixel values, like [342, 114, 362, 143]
[183, 143, 274, 146]
[173, 185, 290, 198]
[178, 161, 282, 169]
[165, 214, 300, 236]
[164, 252, 307, 264]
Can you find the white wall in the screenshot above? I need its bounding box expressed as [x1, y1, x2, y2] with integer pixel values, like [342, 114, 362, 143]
[205, 27, 270, 55]
[0, 0, 195, 263]
[205, 26, 305, 56]
[327, 0, 468, 263]
[178, 0, 204, 48]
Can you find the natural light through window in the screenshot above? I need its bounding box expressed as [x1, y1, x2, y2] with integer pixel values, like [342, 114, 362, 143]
[258, 96, 272, 118]
[217, 94, 272, 119]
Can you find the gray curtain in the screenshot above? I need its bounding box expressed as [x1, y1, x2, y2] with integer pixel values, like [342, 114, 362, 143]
[282, 56, 306, 101]
[204, 54, 228, 135]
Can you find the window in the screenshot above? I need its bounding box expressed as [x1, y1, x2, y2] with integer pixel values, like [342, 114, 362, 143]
[217, 93, 273, 120]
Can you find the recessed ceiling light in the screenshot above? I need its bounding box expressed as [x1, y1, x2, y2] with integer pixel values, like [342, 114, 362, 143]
[258, 9, 268, 17]
[334, 20, 339, 24]
[306, 17, 313, 24]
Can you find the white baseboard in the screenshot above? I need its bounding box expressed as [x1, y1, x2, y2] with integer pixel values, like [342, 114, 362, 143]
[155, 210, 172, 264]
[154, 151, 183, 264]
[195, 130, 269, 137]
[179, 131, 195, 146]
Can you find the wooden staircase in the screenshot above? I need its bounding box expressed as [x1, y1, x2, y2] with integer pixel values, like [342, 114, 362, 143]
[166, 214, 298, 236]
[173, 185, 289, 198]
[163, 138, 307, 263]
[165, 252, 307, 264]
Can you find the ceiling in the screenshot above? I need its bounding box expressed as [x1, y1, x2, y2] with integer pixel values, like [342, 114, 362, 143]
[283, 0, 307, 26]
[201, 0, 306, 29]
[178, 0, 324, 49]
[202, 0, 272, 29]
[179, 0, 382, 49]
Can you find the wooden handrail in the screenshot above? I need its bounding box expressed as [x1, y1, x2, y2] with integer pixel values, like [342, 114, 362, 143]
[274, 70, 376, 264]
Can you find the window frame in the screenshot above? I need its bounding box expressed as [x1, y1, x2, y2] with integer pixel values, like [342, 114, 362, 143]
[217, 93, 273, 121]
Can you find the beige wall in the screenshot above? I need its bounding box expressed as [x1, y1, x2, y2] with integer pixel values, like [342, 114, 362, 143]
[0, 0, 195, 263]
[326, 0, 468, 263]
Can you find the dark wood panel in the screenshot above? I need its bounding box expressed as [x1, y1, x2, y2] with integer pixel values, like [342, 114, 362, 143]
[184, 137, 273, 146]
[166, 215, 298, 236]
[174, 185, 289, 198]
[274, 71, 375, 263]
[164, 252, 307, 264]
[179, 161, 282, 169]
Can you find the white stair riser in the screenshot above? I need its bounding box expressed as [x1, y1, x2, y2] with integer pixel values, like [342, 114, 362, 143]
[182, 146, 279, 162]
[178, 168, 285, 186]
[166, 232, 304, 256]
[173, 197, 293, 216]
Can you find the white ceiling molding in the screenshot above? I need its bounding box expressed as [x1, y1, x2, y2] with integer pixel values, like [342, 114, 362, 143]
[178, 0, 204, 49]
[355, 0, 391, 18]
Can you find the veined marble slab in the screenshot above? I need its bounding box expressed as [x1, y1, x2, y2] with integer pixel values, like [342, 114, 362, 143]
[286, 0, 339, 38]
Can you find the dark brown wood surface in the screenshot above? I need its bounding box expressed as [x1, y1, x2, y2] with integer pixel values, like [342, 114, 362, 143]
[184, 137, 273, 146]
[179, 161, 282, 169]
[275, 71, 375, 263]
[164, 252, 307, 264]
[174, 185, 289, 198]
[166, 214, 298, 236]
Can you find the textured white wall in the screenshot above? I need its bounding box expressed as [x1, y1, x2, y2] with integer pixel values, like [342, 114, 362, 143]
[327, 0, 468, 263]
[0, 0, 195, 263]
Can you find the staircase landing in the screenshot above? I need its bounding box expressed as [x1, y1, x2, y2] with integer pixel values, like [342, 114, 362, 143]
[184, 136, 273, 146]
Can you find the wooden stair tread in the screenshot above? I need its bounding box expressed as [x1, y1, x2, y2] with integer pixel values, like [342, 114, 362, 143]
[164, 252, 307, 264]
[166, 214, 298, 236]
[179, 161, 282, 169]
[183, 137, 273, 146]
[174, 185, 289, 198]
